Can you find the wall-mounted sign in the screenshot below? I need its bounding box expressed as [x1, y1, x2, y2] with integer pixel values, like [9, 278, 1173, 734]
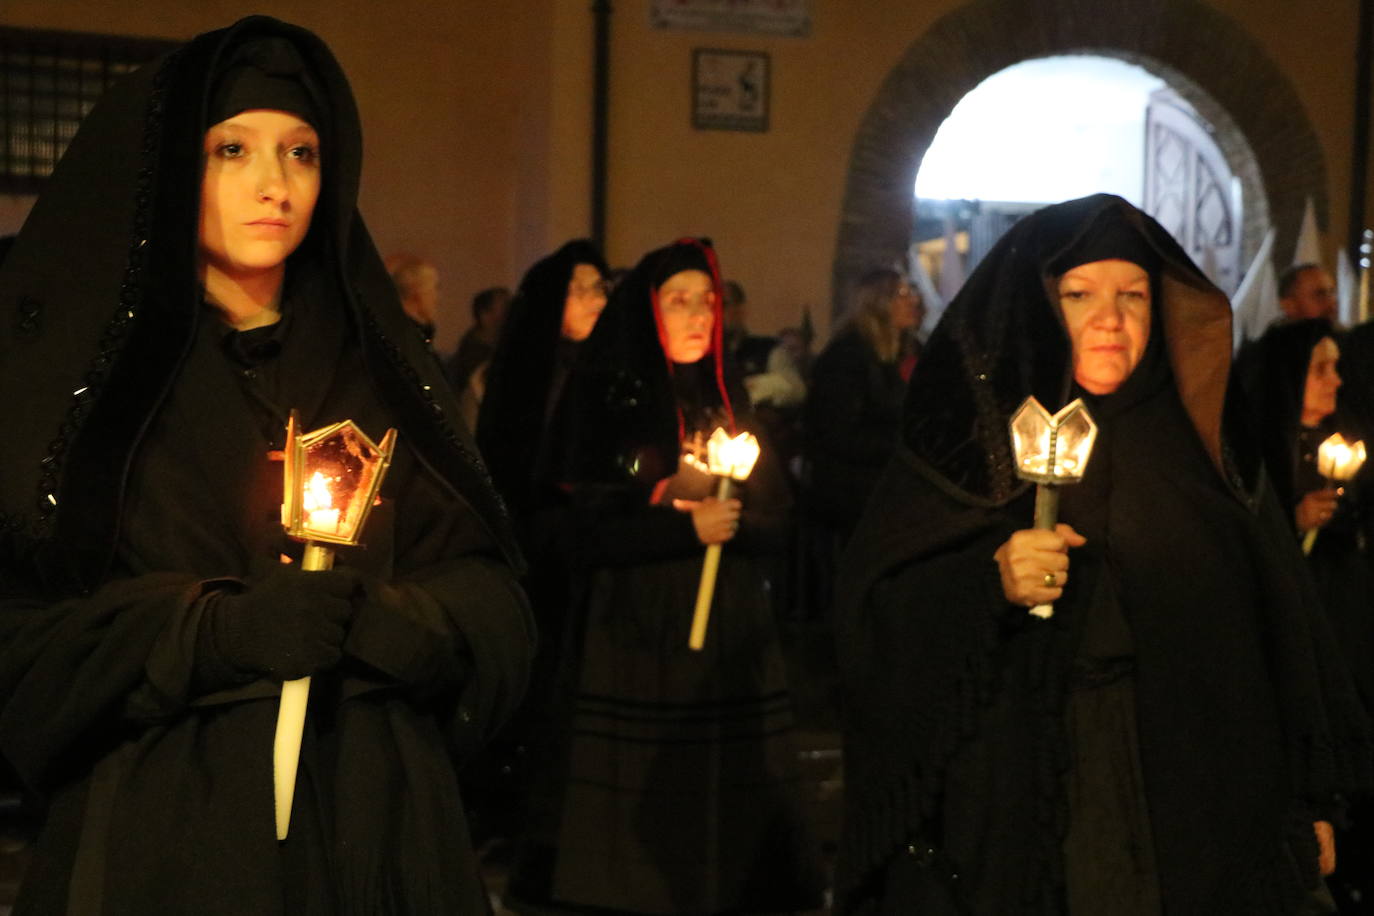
[652, 0, 810, 38]
[693, 49, 770, 133]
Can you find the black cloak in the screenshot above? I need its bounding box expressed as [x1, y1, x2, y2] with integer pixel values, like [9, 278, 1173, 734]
[1234, 318, 1341, 512]
[509, 239, 822, 914]
[1236, 320, 1374, 709]
[0, 17, 531, 916]
[835, 194, 1370, 915]
[476, 238, 607, 521]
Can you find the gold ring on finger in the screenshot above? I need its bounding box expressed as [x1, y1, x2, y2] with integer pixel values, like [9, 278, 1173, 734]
[1043, 572, 1057, 587]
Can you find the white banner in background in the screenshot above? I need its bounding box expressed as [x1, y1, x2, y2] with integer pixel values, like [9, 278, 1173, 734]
[650, 0, 811, 38]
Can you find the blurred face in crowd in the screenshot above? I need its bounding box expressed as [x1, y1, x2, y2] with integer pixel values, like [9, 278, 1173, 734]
[561, 263, 608, 341]
[403, 265, 439, 327]
[479, 293, 509, 333]
[658, 269, 715, 364]
[1057, 259, 1152, 395]
[889, 280, 923, 331]
[1302, 336, 1342, 427]
[1283, 267, 1338, 321]
[199, 110, 321, 292]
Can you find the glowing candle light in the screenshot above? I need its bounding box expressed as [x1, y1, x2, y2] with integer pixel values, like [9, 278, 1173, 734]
[1304, 433, 1367, 555]
[689, 428, 761, 651]
[302, 471, 341, 534]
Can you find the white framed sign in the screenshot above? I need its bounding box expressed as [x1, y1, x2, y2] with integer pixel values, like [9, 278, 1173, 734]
[692, 49, 770, 133]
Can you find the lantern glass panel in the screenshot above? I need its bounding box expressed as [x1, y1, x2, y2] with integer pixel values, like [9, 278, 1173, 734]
[300, 425, 383, 540]
[1052, 408, 1097, 480]
[1010, 400, 1054, 479]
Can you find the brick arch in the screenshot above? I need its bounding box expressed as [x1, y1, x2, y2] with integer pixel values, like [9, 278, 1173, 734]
[832, 0, 1325, 318]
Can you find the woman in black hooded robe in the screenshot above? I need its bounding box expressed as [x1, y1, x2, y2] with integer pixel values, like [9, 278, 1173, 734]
[1236, 319, 1374, 909]
[506, 239, 822, 915]
[0, 17, 533, 916]
[467, 239, 608, 841]
[834, 194, 1369, 915]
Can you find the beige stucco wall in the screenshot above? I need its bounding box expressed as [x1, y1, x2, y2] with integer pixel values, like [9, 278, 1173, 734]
[2, 1, 1367, 346]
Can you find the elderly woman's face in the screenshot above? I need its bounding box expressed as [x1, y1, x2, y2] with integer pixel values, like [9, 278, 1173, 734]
[1057, 259, 1151, 395]
[199, 109, 321, 284]
[561, 263, 608, 341]
[1303, 336, 1342, 426]
[658, 269, 715, 364]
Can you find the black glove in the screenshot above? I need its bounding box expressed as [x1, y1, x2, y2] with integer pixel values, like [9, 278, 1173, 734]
[196, 566, 360, 686]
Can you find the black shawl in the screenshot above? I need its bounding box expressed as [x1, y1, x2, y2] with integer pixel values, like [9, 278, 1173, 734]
[1234, 318, 1340, 511]
[0, 17, 533, 916]
[835, 195, 1371, 914]
[476, 239, 607, 520]
[0, 15, 519, 598]
[553, 237, 740, 491]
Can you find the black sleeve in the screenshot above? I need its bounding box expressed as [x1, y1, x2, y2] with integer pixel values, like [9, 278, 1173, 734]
[808, 344, 898, 466]
[0, 573, 208, 791]
[341, 454, 535, 757]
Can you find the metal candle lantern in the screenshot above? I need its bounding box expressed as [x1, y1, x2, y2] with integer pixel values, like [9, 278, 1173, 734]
[277, 411, 397, 840]
[1008, 396, 1099, 619]
[1302, 432, 1367, 555]
[688, 428, 761, 651]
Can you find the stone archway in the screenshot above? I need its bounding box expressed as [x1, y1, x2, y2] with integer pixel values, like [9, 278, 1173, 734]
[832, 0, 1326, 318]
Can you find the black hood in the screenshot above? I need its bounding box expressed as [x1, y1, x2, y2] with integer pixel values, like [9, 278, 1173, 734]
[1234, 318, 1341, 506]
[477, 238, 607, 510]
[553, 238, 742, 489]
[901, 193, 1253, 505]
[0, 16, 519, 593]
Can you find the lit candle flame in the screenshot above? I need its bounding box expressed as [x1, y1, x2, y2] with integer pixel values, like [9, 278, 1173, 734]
[302, 470, 341, 533]
[705, 428, 761, 481]
[1317, 433, 1368, 482]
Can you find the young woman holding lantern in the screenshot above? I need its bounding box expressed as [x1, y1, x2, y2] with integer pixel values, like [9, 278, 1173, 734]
[0, 17, 533, 914]
[507, 238, 822, 915]
[834, 195, 1369, 915]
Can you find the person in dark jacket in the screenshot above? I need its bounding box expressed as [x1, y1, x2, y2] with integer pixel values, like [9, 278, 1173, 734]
[0, 17, 533, 915]
[835, 195, 1369, 915]
[805, 267, 922, 540]
[506, 238, 822, 915]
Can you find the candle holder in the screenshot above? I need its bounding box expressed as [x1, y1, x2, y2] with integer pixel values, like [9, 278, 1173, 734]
[1302, 432, 1367, 555]
[1008, 396, 1098, 619]
[276, 411, 397, 840]
[688, 428, 760, 650]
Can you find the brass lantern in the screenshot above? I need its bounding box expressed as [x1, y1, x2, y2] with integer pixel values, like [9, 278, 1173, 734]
[275, 411, 397, 841]
[1008, 396, 1099, 619]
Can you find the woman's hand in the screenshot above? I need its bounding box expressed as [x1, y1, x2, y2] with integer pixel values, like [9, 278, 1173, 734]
[1315, 820, 1336, 876]
[1295, 488, 1341, 532]
[993, 523, 1086, 608]
[673, 497, 742, 545]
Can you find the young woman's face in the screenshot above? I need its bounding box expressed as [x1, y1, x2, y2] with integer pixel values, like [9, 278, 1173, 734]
[199, 109, 321, 284]
[1302, 336, 1342, 426]
[1057, 259, 1152, 395]
[561, 262, 608, 341]
[658, 269, 715, 364]
[888, 279, 923, 331]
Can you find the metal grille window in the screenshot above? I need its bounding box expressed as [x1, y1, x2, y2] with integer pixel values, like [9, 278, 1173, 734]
[0, 28, 175, 193]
